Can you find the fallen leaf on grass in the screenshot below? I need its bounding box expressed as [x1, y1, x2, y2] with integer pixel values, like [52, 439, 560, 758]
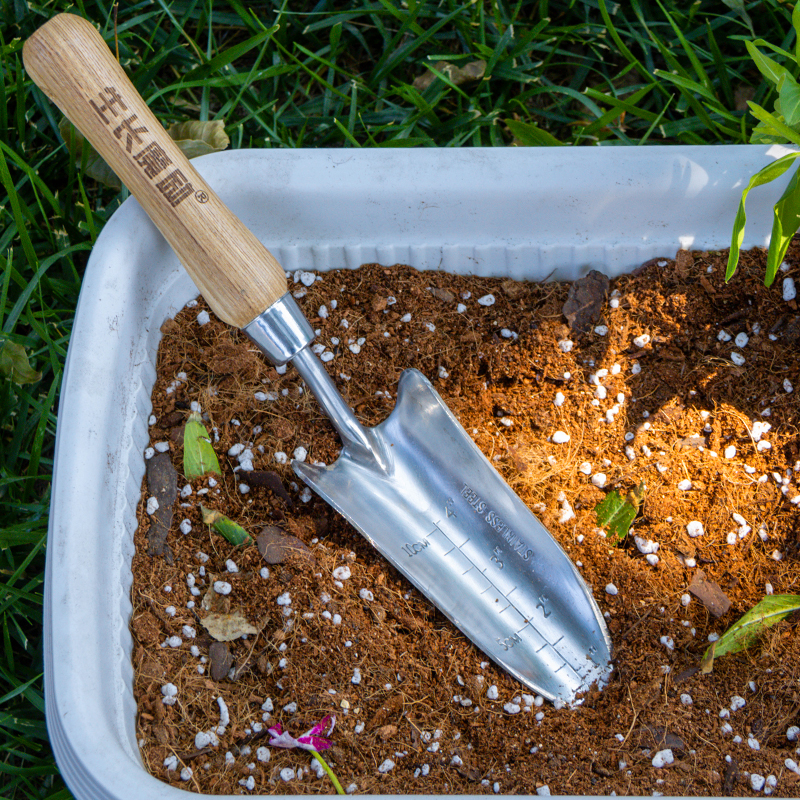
[184, 412, 221, 480]
[413, 60, 486, 92]
[701, 594, 800, 673]
[60, 117, 229, 188]
[0, 336, 41, 385]
[201, 505, 252, 546]
[59, 119, 123, 189]
[595, 483, 645, 543]
[166, 120, 230, 159]
[505, 118, 565, 147]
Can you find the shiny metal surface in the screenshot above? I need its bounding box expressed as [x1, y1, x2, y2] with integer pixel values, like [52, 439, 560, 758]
[246, 295, 612, 702]
[291, 347, 390, 471]
[243, 293, 315, 365]
[292, 367, 613, 704]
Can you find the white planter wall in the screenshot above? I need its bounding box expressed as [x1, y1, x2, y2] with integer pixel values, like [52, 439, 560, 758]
[47, 145, 791, 799]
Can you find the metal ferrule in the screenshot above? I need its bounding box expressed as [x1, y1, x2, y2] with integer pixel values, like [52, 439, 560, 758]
[242, 293, 315, 365]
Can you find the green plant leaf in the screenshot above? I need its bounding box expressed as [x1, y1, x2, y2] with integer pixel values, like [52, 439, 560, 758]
[594, 483, 644, 543]
[505, 119, 565, 147]
[750, 120, 793, 145]
[726, 151, 800, 282]
[166, 120, 230, 159]
[747, 102, 800, 147]
[778, 74, 800, 128]
[183, 411, 221, 480]
[745, 40, 792, 89]
[765, 164, 800, 286]
[0, 337, 41, 385]
[200, 505, 253, 547]
[701, 594, 800, 672]
[794, 1, 800, 63]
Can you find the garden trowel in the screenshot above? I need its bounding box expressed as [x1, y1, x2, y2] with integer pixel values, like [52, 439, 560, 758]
[24, 13, 612, 704]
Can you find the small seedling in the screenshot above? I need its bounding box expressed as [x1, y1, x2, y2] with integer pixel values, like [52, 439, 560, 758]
[701, 594, 800, 673]
[595, 482, 645, 543]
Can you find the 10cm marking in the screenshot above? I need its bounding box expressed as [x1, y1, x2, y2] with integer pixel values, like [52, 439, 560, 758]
[496, 632, 522, 651]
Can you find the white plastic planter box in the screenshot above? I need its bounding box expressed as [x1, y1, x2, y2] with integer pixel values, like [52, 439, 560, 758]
[47, 145, 790, 799]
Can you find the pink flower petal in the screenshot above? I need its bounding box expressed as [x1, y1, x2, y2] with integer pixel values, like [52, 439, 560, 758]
[267, 716, 336, 752]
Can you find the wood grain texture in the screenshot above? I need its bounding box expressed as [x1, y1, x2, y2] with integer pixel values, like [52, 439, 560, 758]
[23, 13, 288, 327]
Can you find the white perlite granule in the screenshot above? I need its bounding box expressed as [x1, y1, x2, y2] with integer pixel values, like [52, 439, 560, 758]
[686, 520, 704, 537]
[333, 565, 351, 580]
[652, 749, 674, 768]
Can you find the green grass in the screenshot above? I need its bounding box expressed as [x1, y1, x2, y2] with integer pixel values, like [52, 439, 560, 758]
[0, 0, 793, 796]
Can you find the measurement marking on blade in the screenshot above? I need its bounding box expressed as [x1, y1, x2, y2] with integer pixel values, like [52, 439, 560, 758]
[424, 512, 573, 664]
[425, 519, 445, 538]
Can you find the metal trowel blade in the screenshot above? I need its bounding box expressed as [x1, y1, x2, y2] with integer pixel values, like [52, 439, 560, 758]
[293, 368, 612, 705]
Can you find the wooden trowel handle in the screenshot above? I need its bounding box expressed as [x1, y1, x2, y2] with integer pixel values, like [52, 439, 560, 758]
[23, 13, 288, 328]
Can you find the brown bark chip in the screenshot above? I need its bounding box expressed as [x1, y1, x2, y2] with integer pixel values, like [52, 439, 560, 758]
[689, 570, 733, 618]
[562, 269, 610, 333]
[256, 526, 313, 565]
[208, 642, 234, 681]
[145, 451, 177, 562]
[131, 251, 800, 796]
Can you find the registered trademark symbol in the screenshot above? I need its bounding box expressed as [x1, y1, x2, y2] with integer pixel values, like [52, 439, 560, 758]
[195, 190, 209, 203]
